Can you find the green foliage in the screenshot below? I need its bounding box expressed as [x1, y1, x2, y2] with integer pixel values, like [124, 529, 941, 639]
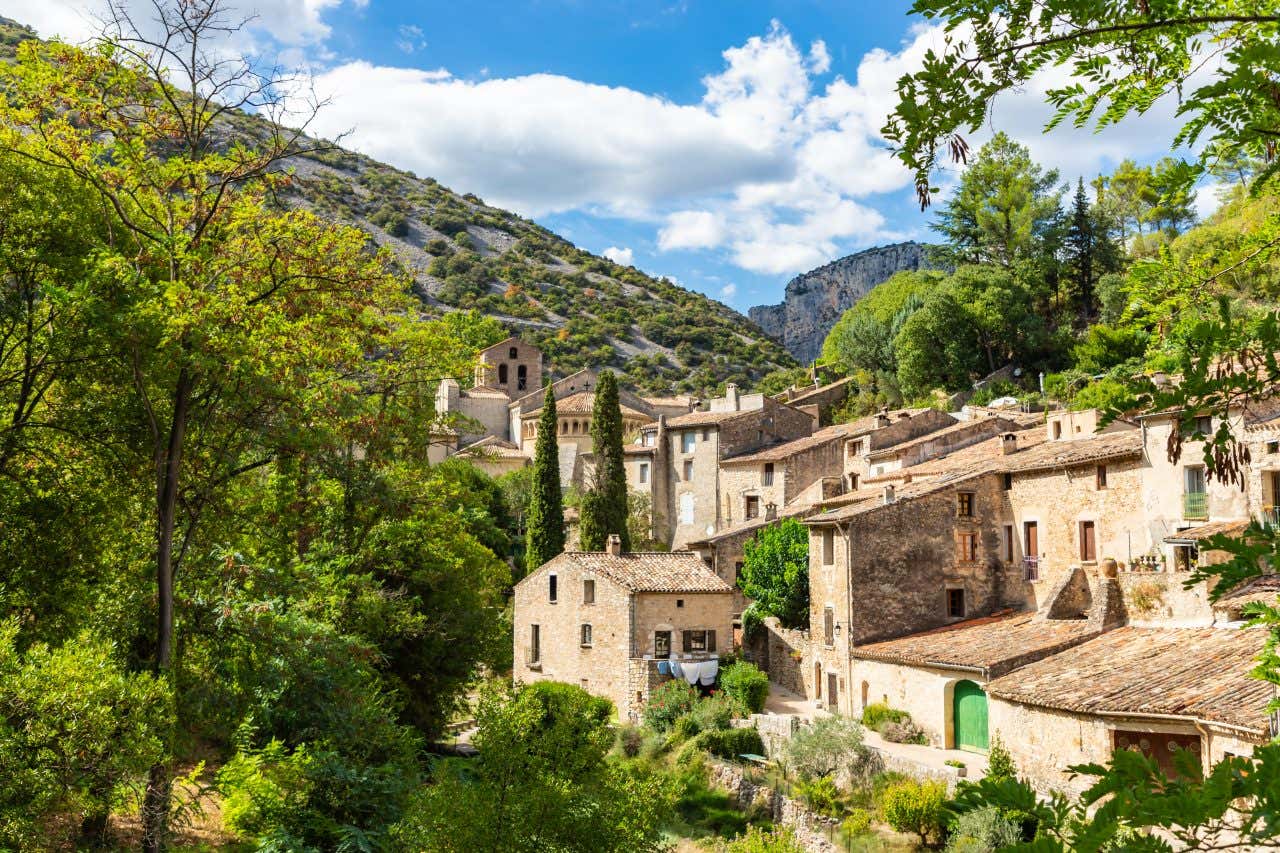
[0, 624, 171, 847]
[394, 681, 672, 853]
[668, 756, 753, 839]
[841, 808, 873, 840]
[860, 702, 909, 731]
[526, 383, 565, 569]
[642, 680, 701, 732]
[738, 518, 810, 629]
[793, 775, 844, 817]
[692, 727, 765, 762]
[784, 715, 882, 784]
[880, 778, 947, 845]
[718, 661, 771, 715]
[943, 806, 1022, 853]
[984, 734, 1017, 783]
[580, 371, 630, 551]
[721, 825, 805, 853]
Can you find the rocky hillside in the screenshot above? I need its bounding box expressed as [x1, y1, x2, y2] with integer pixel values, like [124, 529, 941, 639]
[750, 242, 935, 364]
[1, 16, 796, 396]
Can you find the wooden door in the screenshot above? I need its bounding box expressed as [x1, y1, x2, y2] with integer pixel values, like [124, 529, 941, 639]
[826, 672, 838, 711]
[1024, 521, 1038, 557]
[953, 680, 989, 752]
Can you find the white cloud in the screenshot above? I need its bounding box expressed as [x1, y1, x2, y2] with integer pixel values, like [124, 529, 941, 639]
[602, 246, 634, 266]
[396, 24, 426, 54]
[658, 211, 726, 251]
[719, 282, 737, 299]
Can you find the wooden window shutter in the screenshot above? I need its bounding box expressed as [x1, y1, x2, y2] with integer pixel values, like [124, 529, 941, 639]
[682, 630, 693, 652]
[707, 631, 716, 652]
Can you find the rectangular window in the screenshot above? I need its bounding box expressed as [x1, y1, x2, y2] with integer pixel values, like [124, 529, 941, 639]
[682, 460, 694, 480]
[763, 462, 775, 486]
[822, 528, 835, 565]
[1080, 520, 1097, 562]
[957, 492, 974, 517]
[682, 431, 696, 453]
[847, 439, 863, 458]
[529, 624, 541, 664]
[682, 629, 715, 653]
[733, 561, 743, 583]
[549, 574, 557, 603]
[1003, 472, 1013, 490]
[848, 473, 859, 491]
[583, 579, 595, 604]
[1194, 415, 1213, 437]
[1096, 465, 1108, 489]
[702, 428, 711, 441]
[1184, 466, 1208, 519]
[958, 532, 979, 562]
[947, 588, 966, 618]
[1004, 525, 1015, 561]
[638, 462, 649, 484]
[823, 607, 834, 646]
[642, 431, 655, 447]
[1268, 441, 1279, 454]
[1053, 421, 1063, 440]
[580, 624, 593, 647]
[745, 495, 760, 519]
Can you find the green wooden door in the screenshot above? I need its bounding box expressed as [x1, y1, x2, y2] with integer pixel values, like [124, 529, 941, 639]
[953, 680, 989, 752]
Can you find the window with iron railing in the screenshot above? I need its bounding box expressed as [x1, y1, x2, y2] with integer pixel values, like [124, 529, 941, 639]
[1183, 467, 1208, 519]
[1023, 555, 1039, 581]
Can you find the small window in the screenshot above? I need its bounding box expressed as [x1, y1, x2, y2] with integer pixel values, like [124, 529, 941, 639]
[508, 346, 519, 359]
[958, 532, 978, 562]
[1080, 520, 1097, 562]
[682, 431, 696, 454]
[642, 431, 655, 447]
[683, 460, 694, 480]
[517, 364, 528, 390]
[702, 428, 710, 441]
[822, 528, 835, 565]
[580, 624, 593, 646]
[957, 492, 974, 517]
[733, 561, 743, 583]
[745, 495, 760, 519]
[763, 462, 775, 486]
[847, 439, 863, 458]
[848, 473, 859, 491]
[1194, 415, 1213, 437]
[1053, 421, 1063, 439]
[947, 588, 966, 618]
[823, 607, 835, 646]
[549, 574, 557, 603]
[1003, 472, 1013, 490]
[1003, 525, 1014, 561]
[676, 599, 684, 608]
[1096, 465, 1108, 489]
[583, 579, 595, 604]
[498, 363, 509, 384]
[683, 629, 715, 652]
[638, 462, 649, 484]
[529, 624, 541, 664]
[1267, 441, 1279, 454]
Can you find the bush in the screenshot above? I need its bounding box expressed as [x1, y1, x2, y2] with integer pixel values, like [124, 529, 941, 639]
[793, 775, 843, 817]
[879, 719, 928, 745]
[720, 661, 770, 714]
[861, 702, 909, 731]
[642, 680, 699, 732]
[689, 691, 744, 731]
[944, 806, 1023, 852]
[696, 727, 765, 761]
[842, 808, 873, 839]
[881, 778, 947, 845]
[985, 733, 1017, 782]
[614, 724, 645, 758]
[783, 715, 881, 783]
[721, 825, 804, 853]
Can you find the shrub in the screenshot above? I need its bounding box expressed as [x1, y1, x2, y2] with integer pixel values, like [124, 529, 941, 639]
[783, 715, 882, 783]
[861, 702, 909, 731]
[793, 775, 843, 817]
[985, 734, 1017, 782]
[614, 724, 645, 758]
[881, 778, 947, 845]
[842, 808, 873, 839]
[720, 661, 770, 714]
[879, 719, 928, 745]
[696, 727, 765, 761]
[689, 691, 743, 731]
[944, 806, 1022, 852]
[721, 825, 804, 853]
[642, 680, 699, 732]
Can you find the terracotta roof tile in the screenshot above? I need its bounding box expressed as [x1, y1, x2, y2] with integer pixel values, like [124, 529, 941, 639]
[722, 424, 849, 464]
[457, 436, 527, 458]
[522, 390, 649, 420]
[986, 625, 1274, 735]
[551, 551, 734, 593]
[996, 430, 1143, 474]
[686, 503, 818, 546]
[1165, 519, 1252, 542]
[867, 415, 1023, 460]
[1214, 574, 1280, 613]
[851, 611, 1097, 677]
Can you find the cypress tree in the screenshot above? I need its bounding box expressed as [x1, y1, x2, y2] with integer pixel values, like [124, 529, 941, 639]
[526, 383, 565, 568]
[1064, 177, 1096, 315]
[579, 371, 630, 552]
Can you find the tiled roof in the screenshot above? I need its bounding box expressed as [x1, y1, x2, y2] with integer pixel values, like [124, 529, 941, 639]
[522, 391, 650, 420]
[457, 436, 527, 458]
[466, 385, 514, 398]
[1213, 574, 1280, 613]
[863, 431, 1047, 484]
[843, 408, 936, 437]
[986, 625, 1274, 735]
[1165, 519, 1252, 542]
[805, 470, 988, 523]
[867, 414, 1021, 459]
[656, 407, 760, 429]
[722, 424, 848, 464]
[687, 503, 817, 547]
[996, 430, 1143, 474]
[549, 551, 734, 593]
[779, 376, 855, 405]
[851, 611, 1098, 678]
[643, 395, 697, 408]
[624, 444, 656, 455]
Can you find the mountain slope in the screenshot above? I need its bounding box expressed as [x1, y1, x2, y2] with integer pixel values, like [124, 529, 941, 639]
[1, 16, 797, 395]
[750, 242, 936, 364]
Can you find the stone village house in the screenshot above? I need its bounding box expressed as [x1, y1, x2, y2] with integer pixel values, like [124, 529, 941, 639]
[512, 535, 735, 722]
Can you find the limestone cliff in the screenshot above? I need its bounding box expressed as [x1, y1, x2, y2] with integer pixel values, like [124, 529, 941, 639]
[749, 242, 935, 364]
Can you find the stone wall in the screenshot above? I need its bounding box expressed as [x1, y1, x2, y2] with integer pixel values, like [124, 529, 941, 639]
[1117, 570, 1215, 626]
[755, 617, 809, 697]
[704, 759, 843, 853]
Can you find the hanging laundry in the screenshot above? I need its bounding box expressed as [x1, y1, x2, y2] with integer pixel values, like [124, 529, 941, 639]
[682, 661, 701, 685]
[657, 659, 670, 676]
[699, 658, 719, 686]
[668, 660, 682, 680]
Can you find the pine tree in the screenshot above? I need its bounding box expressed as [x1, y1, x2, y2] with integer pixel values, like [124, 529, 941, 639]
[526, 383, 565, 567]
[579, 371, 630, 552]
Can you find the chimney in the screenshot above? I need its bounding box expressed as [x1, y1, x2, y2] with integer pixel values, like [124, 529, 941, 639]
[765, 502, 778, 521]
[897, 412, 911, 421]
[876, 406, 890, 428]
[882, 484, 895, 505]
[606, 533, 623, 556]
[1001, 432, 1018, 455]
[726, 383, 740, 411]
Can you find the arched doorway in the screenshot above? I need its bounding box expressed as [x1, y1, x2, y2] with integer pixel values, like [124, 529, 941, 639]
[953, 680, 989, 752]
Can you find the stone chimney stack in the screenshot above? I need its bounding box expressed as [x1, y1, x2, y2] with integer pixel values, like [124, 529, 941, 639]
[882, 484, 895, 505]
[765, 502, 778, 521]
[726, 383, 740, 411]
[1001, 432, 1018, 455]
[876, 406, 890, 428]
[606, 533, 622, 556]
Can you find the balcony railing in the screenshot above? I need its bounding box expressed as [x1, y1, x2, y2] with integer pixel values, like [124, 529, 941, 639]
[1262, 506, 1280, 528]
[1183, 492, 1209, 520]
[1023, 555, 1039, 581]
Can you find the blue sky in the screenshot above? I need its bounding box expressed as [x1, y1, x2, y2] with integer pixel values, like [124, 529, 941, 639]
[15, 0, 1201, 312]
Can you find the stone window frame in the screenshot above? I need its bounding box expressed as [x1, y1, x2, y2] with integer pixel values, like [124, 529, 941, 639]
[682, 628, 716, 653]
[682, 460, 695, 481]
[701, 427, 711, 442]
[580, 623, 593, 647]
[638, 462, 649, 484]
[745, 495, 760, 520]
[681, 431, 697, 454]
[583, 578, 595, 605]
[1096, 464, 1108, 489]
[1079, 519, 1097, 563]
[956, 531, 979, 563]
[762, 462, 775, 486]
[821, 528, 835, 566]
[956, 491, 975, 518]
[822, 606, 835, 647]
[548, 573, 558, 604]
[528, 624, 542, 667]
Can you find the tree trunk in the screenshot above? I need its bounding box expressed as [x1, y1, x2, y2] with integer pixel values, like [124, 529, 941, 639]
[141, 369, 192, 853]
